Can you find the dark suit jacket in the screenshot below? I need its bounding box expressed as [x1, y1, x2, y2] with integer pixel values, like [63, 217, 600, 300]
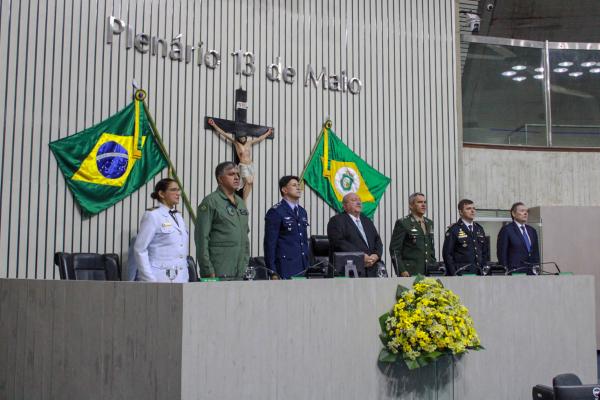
[327, 213, 383, 277]
[497, 222, 540, 272]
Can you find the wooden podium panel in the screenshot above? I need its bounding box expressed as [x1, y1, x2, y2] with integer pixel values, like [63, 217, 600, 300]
[0, 277, 596, 399]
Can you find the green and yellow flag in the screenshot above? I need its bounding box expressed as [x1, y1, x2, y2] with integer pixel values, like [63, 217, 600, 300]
[49, 97, 168, 215]
[302, 122, 391, 218]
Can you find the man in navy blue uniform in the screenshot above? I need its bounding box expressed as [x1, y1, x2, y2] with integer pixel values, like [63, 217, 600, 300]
[264, 175, 310, 279]
[442, 199, 490, 275]
[497, 202, 540, 274]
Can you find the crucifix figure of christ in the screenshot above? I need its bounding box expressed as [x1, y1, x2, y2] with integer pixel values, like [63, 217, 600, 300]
[205, 89, 274, 200]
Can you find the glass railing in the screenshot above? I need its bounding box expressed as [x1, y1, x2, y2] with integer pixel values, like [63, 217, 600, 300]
[462, 35, 600, 148]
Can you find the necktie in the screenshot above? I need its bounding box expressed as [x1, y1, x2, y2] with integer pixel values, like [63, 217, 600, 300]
[354, 217, 369, 245]
[419, 220, 427, 234]
[169, 210, 179, 226]
[294, 206, 299, 218]
[520, 225, 531, 252]
[468, 224, 473, 233]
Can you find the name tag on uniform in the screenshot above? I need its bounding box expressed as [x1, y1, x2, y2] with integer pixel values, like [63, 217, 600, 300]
[162, 222, 172, 228]
[239, 209, 248, 215]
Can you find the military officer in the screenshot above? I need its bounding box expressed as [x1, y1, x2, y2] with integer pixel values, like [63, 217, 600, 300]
[442, 199, 490, 275]
[195, 161, 250, 279]
[389, 192, 436, 277]
[133, 178, 189, 282]
[264, 175, 310, 279]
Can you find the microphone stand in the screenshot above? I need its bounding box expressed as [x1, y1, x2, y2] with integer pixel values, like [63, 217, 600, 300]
[523, 261, 561, 275]
[290, 259, 327, 279]
[454, 263, 474, 276]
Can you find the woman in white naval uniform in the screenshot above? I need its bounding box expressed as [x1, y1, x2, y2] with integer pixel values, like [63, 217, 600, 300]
[133, 178, 189, 282]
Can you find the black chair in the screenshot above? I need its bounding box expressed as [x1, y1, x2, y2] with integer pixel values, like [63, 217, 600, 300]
[246, 257, 271, 280]
[187, 256, 199, 282]
[425, 262, 447, 276]
[553, 373, 582, 387]
[54, 252, 121, 281]
[309, 235, 333, 278]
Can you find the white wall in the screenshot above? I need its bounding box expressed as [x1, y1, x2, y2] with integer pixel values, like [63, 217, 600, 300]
[0, 0, 459, 278]
[462, 147, 600, 210]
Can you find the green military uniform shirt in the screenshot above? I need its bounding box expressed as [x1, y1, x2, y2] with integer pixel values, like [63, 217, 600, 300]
[389, 214, 436, 276]
[195, 188, 250, 278]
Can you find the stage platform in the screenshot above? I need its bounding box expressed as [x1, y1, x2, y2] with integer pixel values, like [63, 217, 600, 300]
[0, 276, 596, 399]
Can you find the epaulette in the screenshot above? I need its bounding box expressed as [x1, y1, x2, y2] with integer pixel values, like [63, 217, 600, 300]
[271, 202, 282, 209]
[446, 222, 458, 232]
[146, 206, 160, 211]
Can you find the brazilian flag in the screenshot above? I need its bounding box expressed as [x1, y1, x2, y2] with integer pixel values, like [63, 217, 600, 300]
[302, 122, 391, 218]
[49, 97, 168, 215]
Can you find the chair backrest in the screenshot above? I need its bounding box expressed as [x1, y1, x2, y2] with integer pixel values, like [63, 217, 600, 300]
[54, 252, 121, 281]
[553, 373, 582, 387]
[54, 252, 72, 280]
[187, 256, 199, 282]
[247, 257, 269, 280]
[310, 235, 330, 264]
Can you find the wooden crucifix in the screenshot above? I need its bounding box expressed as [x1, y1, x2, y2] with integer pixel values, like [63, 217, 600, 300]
[205, 88, 274, 200]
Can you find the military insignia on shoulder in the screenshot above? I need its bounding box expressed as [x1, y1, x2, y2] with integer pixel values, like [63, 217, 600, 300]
[199, 204, 208, 212]
[272, 202, 281, 209]
[146, 206, 160, 211]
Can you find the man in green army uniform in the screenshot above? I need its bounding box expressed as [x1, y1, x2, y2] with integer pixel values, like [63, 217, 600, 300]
[195, 161, 250, 278]
[389, 192, 436, 277]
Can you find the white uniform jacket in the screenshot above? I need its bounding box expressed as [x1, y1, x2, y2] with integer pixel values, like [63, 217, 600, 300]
[133, 204, 189, 282]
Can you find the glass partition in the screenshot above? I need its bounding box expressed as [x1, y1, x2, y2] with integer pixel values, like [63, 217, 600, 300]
[548, 49, 600, 147]
[462, 42, 546, 145]
[462, 35, 600, 148]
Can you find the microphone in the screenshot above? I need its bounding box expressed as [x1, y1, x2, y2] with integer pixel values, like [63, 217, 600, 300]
[454, 263, 474, 276]
[523, 261, 561, 275]
[290, 259, 327, 279]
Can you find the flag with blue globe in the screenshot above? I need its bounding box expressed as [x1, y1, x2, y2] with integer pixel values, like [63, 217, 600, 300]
[50, 97, 168, 215]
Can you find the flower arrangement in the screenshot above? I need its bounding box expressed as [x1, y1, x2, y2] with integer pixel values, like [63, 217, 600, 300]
[378, 276, 483, 369]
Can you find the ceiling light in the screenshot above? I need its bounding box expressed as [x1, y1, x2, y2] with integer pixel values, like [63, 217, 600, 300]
[534, 67, 544, 72]
[589, 68, 600, 73]
[512, 76, 527, 82]
[553, 67, 568, 73]
[512, 65, 527, 71]
[533, 74, 544, 80]
[568, 71, 583, 77]
[502, 71, 517, 77]
[558, 61, 573, 67]
[581, 62, 596, 67]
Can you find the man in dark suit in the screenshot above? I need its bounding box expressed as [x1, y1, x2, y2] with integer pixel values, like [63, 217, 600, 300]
[264, 175, 310, 279]
[497, 202, 540, 274]
[327, 193, 384, 277]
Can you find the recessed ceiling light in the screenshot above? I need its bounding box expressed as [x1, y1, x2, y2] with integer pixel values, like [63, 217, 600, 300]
[512, 65, 527, 71]
[569, 71, 583, 77]
[558, 61, 574, 67]
[502, 71, 517, 77]
[512, 76, 527, 82]
[534, 67, 544, 72]
[533, 74, 544, 80]
[581, 62, 596, 67]
[589, 68, 600, 73]
[554, 67, 568, 73]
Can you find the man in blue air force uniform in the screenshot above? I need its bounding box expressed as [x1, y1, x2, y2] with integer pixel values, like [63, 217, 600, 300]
[264, 175, 310, 279]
